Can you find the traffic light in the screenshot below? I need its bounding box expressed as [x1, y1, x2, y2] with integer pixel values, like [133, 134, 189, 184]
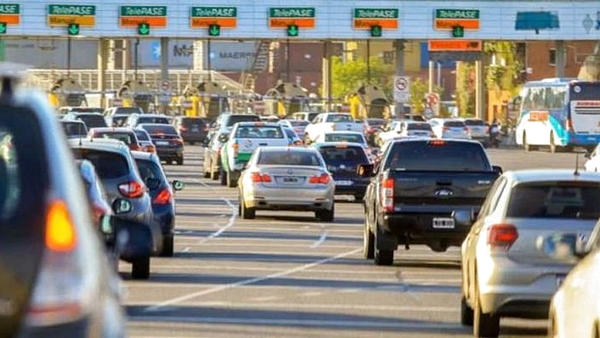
[67, 23, 79, 36]
[452, 25, 464, 38]
[208, 24, 220, 37]
[0, 22, 6, 35]
[287, 24, 299, 37]
[138, 23, 150, 35]
[370, 25, 382, 37]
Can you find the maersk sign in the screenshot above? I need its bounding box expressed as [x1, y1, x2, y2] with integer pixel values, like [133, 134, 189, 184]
[120, 6, 166, 17]
[354, 9, 398, 19]
[269, 8, 315, 18]
[48, 5, 95, 16]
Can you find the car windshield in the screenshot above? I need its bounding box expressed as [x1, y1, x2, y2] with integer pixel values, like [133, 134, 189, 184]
[235, 126, 283, 139]
[135, 158, 165, 184]
[182, 118, 205, 129]
[385, 141, 490, 171]
[71, 149, 129, 179]
[78, 114, 107, 129]
[507, 182, 600, 219]
[226, 115, 260, 127]
[319, 146, 368, 164]
[93, 132, 135, 145]
[71, 108, 103, 114]
[407, 123, 433, 131]
[368, 119, 385, 127]
[258, 150, 323, 166]
[138, 117, 170, 124]
[324, 133, 364, 144]
[133, 129, 150, 141]
[141, 125, 178, 135]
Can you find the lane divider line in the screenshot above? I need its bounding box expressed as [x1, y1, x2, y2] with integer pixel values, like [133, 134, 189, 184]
[143, 248, 361, 312]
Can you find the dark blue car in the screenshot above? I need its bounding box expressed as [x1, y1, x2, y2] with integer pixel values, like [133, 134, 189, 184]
[132, 151, 184, 257]
[312, 142, 372, 202]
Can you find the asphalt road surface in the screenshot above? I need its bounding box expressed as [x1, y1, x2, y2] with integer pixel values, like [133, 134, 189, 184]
[124, 145, 584, 338]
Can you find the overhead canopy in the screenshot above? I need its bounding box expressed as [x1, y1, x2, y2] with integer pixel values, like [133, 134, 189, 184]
[197, 81, 228, 97]
[118, 80, 154, 98]
[50, 78, 86, 107]
[265, 81, 308, 99]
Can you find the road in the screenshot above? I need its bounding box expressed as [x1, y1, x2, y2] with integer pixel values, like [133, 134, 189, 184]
[124, 145, 583, 338]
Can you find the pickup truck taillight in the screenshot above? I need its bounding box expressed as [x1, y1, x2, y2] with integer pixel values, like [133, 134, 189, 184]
[487, 223, 518, 250]
[381, 178, 394, 212]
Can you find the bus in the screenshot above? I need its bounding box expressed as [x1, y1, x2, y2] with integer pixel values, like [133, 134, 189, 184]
[515, 78, 600, 152]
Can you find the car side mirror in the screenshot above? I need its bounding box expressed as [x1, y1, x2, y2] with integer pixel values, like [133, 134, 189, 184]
[492, 165, 503, 174]
[172, 180, 184, 191]
[100, 215, 115, 244]
[145, 177, 161, 190]
[452, 209, 474, 227]
[218, 134, 229, 143]
[357, 163, 375, 177]
[536, 233, 587, 263]
[111, 198, 132, 215]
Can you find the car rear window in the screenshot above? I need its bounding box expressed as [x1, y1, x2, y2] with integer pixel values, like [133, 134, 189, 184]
[133, 129, 150, 141]
[385, 141, 490, 171]
[181, 118, 205, 128]
[141, 125, 178, 135]
[72, 108, 103, 114]
[407, 123, 433, 131]
[112, 115, 129, 127]
[465, 119, 485, 126]
[62, 122, 88, 137]
[319, 146, 368, 163]
[115, 107, 142, 115]
[226, 115, 260, 127]
[258, 150, 323, 166]
[93, 131, 136, 145]
[138, 117, 170, 125]
[135, 158, 165, 183]
[326, 114, 352, 123]
[444, 121, 465, 127]
[235, 125, 283, 139]
[78, 114, 107, 129]
[71, 149, 129, 179]
[324, 133, 364, 144]
[507, 182, 600, 219]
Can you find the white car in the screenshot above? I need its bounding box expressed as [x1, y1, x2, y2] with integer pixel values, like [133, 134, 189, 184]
[429, 118, 471, 139]
[462, 118, 489, 143]
[304, 113, 363, 143]
[312, 131, 368, 146]
[584, 143, 600, 172]
[544, 218, 600, 338]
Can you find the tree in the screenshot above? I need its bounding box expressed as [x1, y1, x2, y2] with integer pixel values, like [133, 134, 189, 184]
[330, 56, 394, 100]
[456, 61, 476, 117]
[483, 41, 522, 96]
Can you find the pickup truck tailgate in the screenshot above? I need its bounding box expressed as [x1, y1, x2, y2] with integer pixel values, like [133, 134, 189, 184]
[329, 122, 362, 132]
[392, 171, 498, 208]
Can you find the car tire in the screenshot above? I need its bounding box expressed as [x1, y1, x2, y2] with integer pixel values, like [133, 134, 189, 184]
[317, 204, 334, 222]
[473, 282, 500, 337]
[374, 247, 393, 266]
[240, 196, 255, 219]
[220, 168, 227, 186]
[131, 257, 150, 280]
[177, 157, 184, 165]
[160, 235, 174, 257]
[461, 296, 474, 326]
[363, 216, 374, 259]
[227, 172, 237, 188]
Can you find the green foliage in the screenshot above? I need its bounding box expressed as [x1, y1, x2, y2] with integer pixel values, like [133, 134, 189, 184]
[456, 62, 475, 117]
[483, 41, 522, 96]
[330, 56, 394, 99]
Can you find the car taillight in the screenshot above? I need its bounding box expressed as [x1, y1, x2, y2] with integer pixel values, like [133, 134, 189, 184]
[118, 181, 145, 198]
[428, 139, 446, 146]
[250, 172, 272, 183]
[130, 144, 141, 151]
[153, 188, 172, 204]
[565, 119, 573, 132]
[381, 178, 394, 212]
[309, 173, 331, 184]
[368, 126, 374, 133]
[170, 138, 183, 146]
[145, 144, 156, 153]
[25, 199, 91, 327]
[487, 223, 518, 250]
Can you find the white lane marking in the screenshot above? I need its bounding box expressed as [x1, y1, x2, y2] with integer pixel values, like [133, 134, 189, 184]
[249, 296, 279, 302]
[143, 248, 361, 312]
[181, 247, 190, 253]
[310, 229, 328, 248]
[129, 316, 463, 329]
[339, 288, 360, 293]
[301, 291, 322, 297]
[197, 197, 237, 244]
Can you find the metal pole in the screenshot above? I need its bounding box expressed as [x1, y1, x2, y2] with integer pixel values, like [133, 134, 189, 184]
[134, 38, 139, 80]
[67, 36, 72, 76]
[366, 40, 371, 84]
[286, 39, 291, 82]
[207, 38, 212, 82]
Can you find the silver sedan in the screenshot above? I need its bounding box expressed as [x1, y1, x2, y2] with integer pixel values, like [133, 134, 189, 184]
[238, 146, 335, 221]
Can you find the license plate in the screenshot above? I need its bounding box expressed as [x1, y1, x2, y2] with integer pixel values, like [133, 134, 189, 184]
[156, 141, 169, 146]
[335, 180, 353, 186]
[191, 127, 199, 132]
[432, 217, 455, 229]
[283, 177, 298, 183]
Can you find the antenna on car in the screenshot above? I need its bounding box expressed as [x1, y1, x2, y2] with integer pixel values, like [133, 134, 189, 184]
[0, 62, 29, 103]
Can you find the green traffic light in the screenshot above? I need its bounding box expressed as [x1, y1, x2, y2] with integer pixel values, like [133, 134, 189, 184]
[208, 24, 220, 37]
[138, 23, 150, 35]
[287, 24, 299, 37]
[370, 25, 382, 37]
[0, 22, 6, 35]
[67, 23, 79, 36]
[452, 25, 464, 38]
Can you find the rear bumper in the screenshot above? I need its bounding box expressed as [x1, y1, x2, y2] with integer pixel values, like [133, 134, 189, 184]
[244, 185, 334, 211]
[180, 132, 207, 142]
[152, 203, 175, 235]
[156, 147, 184, 158]
[333, 182, 368, 195]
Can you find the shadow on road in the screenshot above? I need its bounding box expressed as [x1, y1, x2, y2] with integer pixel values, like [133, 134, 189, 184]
[393, 258, 461, 270]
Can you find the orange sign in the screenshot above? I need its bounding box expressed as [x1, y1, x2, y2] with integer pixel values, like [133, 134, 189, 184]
[268, 18, 314, 28]
[0, 14, 19, 24]
[428, 40, 482, 51]
[528, 110, 549, 122]
[353, 19, 398, 29]
[434, 19, 479, 30]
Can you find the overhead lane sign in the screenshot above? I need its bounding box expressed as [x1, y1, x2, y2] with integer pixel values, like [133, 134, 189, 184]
[190, 7, 237, 28]
[268, 8, 315, 29]
[120, 6, 167, 28]
[0, 4, 20, 25]
[47, 5, 96, 27]
[434, 9, 480, 30]
[353, 8, 399, 29]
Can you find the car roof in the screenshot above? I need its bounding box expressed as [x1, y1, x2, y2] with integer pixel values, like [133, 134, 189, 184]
[505, 170, 600, 184]
[138, 123, 176, 127]
[130, 150, 159, 161]
[68, 112, 103, 116]
[312, 142, 366, 149]
[235, 121, 281, 127]
[323, 131, 363, 135]
[61, 120, 85, 124]
[68, 138, 131, 153]
[259, 146, 319, 153]
[89, 127, 135, 133]
[390, 138, 481, 146]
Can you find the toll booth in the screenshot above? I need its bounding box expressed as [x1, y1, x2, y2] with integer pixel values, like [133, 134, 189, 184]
[117, 80, 155, 113]
[578, 41, 600, 81]
[263, 81, 309, 118]
[48, 78, 87, 108]
[346, 84, 390, 120]
[178, 84, 200, 117]
[197, 81, 230, 122]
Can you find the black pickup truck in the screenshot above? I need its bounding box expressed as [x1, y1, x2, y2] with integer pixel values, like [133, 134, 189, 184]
[360, 138, 502, 265]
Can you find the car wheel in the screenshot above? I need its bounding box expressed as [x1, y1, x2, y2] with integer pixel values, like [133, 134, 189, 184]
[131, 257, 150, 280]
[363, 216, 374, 259]
[177, 157, 184, 165]
[220, 169, 227, 186]
[227, 172, 237, 188]
[354, 194, 364, 203]
[160, 235, 174, 257]
[473, 281, 500, 337]
[374, 247, 393, 266]
[316, 204, 334, 222]
[240, 196, 255, 219]
[461, 296, 474, 326]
